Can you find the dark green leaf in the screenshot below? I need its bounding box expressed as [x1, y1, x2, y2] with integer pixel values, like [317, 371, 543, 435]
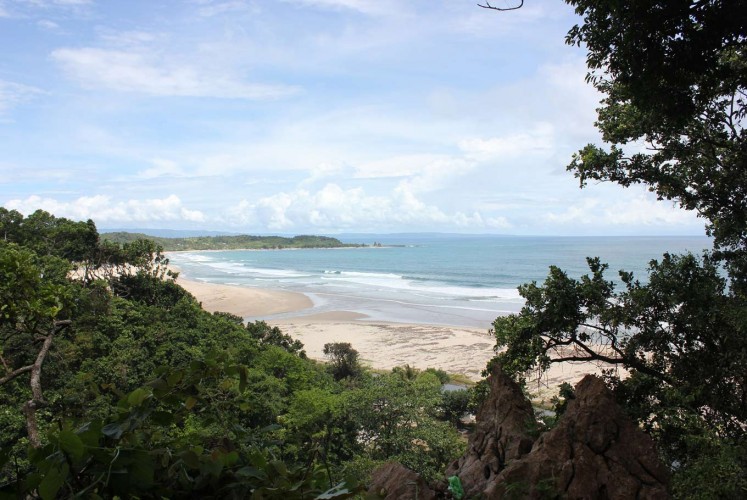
[58, 430, 85, 462]
[38, 463, 69, 500]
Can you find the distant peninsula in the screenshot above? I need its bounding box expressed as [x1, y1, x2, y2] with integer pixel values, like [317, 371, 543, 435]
[102, 231, 363, 251]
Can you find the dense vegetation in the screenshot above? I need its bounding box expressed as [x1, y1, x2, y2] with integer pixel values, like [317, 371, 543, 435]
[492, 1, 747, 497]
[0, 208, 465, 498]
[102, 232, 361, 251]
[2, 1, 744, 497]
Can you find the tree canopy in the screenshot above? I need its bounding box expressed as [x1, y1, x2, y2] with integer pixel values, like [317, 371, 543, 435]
[491, 1, 747, 496]
[0, 209, 465, 497]
[566, 0, 747, 270]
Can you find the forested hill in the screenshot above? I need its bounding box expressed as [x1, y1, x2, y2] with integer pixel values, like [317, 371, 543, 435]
[102, 231, 361, 251]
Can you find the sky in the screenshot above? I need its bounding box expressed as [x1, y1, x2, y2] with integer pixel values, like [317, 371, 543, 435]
[0, 0, 705, 235]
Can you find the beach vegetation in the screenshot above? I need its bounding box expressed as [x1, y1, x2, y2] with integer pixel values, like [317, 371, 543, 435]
[102, 231, 362, 251]
[0, 208, 465, 496]
[323, 342, 363, 381]
[246, 320, 307, 358]
[343, 371, 465, 484]
[438, 389, 471, 428]
[490, 0, 747, 495]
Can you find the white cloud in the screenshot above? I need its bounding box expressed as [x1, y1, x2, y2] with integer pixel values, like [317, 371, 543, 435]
[6, 194, 206, 223]
[354, 154, 456, 179]
[193, 0, 252, 17]
[284, 0, 401, 16]
[2, 0, 91, 15]
[51, 47, 301, 99]
[545, 194, 701, 228]
[136, 158, 187, 180]
[37, 19, 59, 29]
[98, 30, 162, 47]
[459, 122, 556, 161]
[226, 183, 511, 231]
[0, 80, 42, 113]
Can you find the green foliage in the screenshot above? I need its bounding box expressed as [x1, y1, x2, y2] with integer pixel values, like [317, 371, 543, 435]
[102, 231, 360, 251]
[491, 1, 747, 491]
[0, 243, 72, 330]
[423, 367, 450, 384]
[323, 343, 362, 381]
[671, 433, 747, 499]
[438, 389, 470, 427]
[345, 372, 465, 483]
[0, 208, 98, 263]
[565, 0, 747, 274]
[391, 363, 419, 381]
[2, 353, 363, 498]
[247, 320, 306, 357]
[0, 207, 469, 495]
[550, 382, 574, 419]
[493, 254, 746, 461]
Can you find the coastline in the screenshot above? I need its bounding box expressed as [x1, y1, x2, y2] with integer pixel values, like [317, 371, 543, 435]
[173, 270, 616, 393]
[175, 272, 313, 317]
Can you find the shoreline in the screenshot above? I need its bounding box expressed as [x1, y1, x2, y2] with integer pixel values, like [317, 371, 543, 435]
[175, 271, 314, 317]
[174, 272, 616, 392]
[164, 246, 376, 255]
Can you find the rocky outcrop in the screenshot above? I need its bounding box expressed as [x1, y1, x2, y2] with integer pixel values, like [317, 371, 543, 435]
[372, 367, 670, 499]
[487, 374, 670, 499]
[443, 367, 670, 499]
[367, 462, 436, 499]
[444, 363, 536, 498]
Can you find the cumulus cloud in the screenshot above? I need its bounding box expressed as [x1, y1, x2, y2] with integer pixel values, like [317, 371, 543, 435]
[51, 47, 300, 99]
[6, 194, 206, 223]
[225, 183, 511, 231]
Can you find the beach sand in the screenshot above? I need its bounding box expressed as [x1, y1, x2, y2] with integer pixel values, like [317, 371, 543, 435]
[175, 274, 617, 398]
[177, 276, 313, 317]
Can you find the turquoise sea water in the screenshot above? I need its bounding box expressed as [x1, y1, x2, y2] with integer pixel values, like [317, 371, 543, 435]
[168, 235, 711, 329]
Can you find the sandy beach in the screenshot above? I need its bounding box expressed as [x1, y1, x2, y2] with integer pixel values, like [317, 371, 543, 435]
[176, 274, 617, 397]
[178, 276, 313, 317]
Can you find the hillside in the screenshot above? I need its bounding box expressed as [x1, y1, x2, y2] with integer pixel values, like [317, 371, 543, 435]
[102, 231, 362, 251]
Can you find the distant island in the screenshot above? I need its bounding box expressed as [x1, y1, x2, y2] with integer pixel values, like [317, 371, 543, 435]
[102, 231, 364, 251]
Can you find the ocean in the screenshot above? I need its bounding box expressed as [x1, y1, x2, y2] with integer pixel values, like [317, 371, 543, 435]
[168, 235, 711, 329]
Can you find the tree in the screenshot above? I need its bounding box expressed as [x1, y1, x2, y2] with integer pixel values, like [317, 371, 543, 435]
[0, 244, 74, 447]
[323, 343, 362, 381]
[489, 0, 747, 492]
[345, 372, 464, 483]
[247, 320, 306, 357]
[565, 0, 747, 276]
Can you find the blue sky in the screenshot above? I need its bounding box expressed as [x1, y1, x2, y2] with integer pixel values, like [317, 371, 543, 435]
[0, 0, 704, 235]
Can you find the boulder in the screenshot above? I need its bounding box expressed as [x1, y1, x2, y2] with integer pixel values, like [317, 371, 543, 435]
[367, 462, 436, 500]
[444, 363, 536, 498]
[487, 375, 670, 499]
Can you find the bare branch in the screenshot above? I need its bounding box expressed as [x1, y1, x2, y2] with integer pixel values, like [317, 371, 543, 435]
[0, 364, 33, 385]
[23, 319, 72, 448]
[478, 1, 524, 11]
[0, 352, 10, 372]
